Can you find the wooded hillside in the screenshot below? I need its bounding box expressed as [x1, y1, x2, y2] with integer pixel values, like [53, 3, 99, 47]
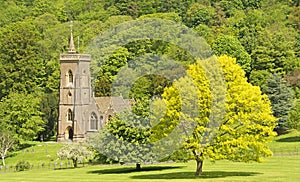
[0, 0, 299, 141]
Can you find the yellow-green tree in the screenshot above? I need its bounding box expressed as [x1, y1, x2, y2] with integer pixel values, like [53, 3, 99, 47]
[153, 55, 276, 175]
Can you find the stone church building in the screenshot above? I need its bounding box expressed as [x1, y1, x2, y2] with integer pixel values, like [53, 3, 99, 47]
[57, 31, 133, 142]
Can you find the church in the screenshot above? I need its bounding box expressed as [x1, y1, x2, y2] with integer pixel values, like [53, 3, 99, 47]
[57, 30, 133, 142]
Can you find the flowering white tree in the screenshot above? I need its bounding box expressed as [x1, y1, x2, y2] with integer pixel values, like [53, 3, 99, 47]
[57, 143, 92, 167]
[0, 131, 15, 166]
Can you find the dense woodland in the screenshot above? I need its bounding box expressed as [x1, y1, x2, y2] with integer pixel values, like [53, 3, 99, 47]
[0, 0, 299, 143]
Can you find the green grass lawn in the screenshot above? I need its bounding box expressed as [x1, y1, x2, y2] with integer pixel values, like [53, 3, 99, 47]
[268, 130, 300, 155]
[1, 155, 299, 182]
[0, 131, 299, 182]
[4, 141, 65, 167]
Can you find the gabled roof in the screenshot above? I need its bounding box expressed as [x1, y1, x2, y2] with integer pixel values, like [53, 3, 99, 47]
[94, 96, 133, 114]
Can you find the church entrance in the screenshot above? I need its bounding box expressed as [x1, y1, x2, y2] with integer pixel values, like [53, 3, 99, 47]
[65, 126, 73, 140]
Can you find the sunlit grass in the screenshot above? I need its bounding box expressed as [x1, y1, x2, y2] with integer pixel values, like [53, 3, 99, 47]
[1, 131, 299, 181]
[269, 129, 300, 155]
[1, 155, 300, 182]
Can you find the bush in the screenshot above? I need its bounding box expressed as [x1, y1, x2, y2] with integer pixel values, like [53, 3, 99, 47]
[15, 161, 30, 172]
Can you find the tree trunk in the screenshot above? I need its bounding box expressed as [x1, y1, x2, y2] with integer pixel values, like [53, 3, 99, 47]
[136, 163, 141, 171]
[1, 156, 5, 166]
[73, 159, 78, 168]
[195, 159, 203, 176]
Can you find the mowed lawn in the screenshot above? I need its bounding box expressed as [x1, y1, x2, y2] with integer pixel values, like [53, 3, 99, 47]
[0, 130, 299, 182]
[1, 155, 300, 182]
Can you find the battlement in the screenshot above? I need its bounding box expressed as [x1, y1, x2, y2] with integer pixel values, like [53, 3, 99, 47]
[60, 54, 91, 61]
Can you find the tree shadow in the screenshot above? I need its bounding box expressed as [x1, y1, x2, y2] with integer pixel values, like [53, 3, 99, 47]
[88, 166, 184, 174]
[18, 143, 36, 150]
[276, 136, 300, 142]
[131, 171, 262, 179]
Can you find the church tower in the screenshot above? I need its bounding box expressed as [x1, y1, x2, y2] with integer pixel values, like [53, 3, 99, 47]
[57, 25, 92, 142]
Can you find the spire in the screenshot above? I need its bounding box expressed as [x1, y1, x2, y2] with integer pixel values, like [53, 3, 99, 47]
[68, 21, 76, 54]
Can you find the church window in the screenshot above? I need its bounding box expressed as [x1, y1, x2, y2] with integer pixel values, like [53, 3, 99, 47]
[90, 112, 98, 130]
[67, 109, 73, 121]
[68, 70, 73, 84]
[100, 115, 104, 125]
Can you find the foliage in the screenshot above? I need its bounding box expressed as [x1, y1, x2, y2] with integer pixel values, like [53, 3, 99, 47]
[249, 70, 270, 88]
[57, 142, 92, 168]
[185, 3, 216, 27]
[212, 35, 252, 75]
[94, 47, 132, 97]
[0, 21, 46, 99]
[90, 111, 155, 170]
[139, 12, 181, 22]
[15, 161, 31, 172]
[153, 56, 276, 175]
[287, 99, 300, 130]
[251, 25, 299, 74]
[0, 0, 299, 143]
[39, 93, 59, 141]
[262, 74, 293, 132]
[0, 92, 45, 142]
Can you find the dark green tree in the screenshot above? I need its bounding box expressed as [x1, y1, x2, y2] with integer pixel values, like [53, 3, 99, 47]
[39, 93, 59, 141]
[0, 21, 46, 99]
[94, 47, 132, 96]
[184, 3, 216, 27]
[262, 74, 293, 133]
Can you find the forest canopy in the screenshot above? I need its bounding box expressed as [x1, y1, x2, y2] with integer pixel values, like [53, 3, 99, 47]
[0, 0, 299, 141]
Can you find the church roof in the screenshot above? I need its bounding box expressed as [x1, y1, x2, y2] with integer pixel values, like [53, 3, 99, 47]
[94, 96, 134, 113]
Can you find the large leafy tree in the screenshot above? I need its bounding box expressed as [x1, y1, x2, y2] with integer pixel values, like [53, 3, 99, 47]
[0, 21, 46, 99]
[184, 3, 216, 27]
[251, 25, 299, 74]
[153, 56, 276, 175]
[90, 111, 155, 170]
[0, 92, 45, 142]
[212, 35, 252, 75]
[94, 47, 132, 97]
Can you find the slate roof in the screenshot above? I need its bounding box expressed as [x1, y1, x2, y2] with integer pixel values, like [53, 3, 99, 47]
[94, 96, 134, 113]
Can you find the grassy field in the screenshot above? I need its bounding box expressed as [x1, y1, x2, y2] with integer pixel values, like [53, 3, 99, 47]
[4, 141, 64, 166]
[1, 155, 299, 182]
[268, 130, 300, 155]
[0, 130, 299, 182]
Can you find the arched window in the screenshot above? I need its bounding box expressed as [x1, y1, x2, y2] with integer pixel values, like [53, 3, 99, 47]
[67, 109, 73, 121]
[68, 70, 73, 84]
[100, 116, 104, 126]
[90, 112, 98, 130]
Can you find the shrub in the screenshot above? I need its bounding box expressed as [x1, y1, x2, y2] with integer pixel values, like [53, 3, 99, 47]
[15, 161, 30, 172]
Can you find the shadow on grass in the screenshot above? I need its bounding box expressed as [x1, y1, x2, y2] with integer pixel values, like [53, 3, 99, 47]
[277, 136, 300, 142]
[131, 171, 262, 179]
[18, 143, 36, 150]
[88, 166, 184, 174]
